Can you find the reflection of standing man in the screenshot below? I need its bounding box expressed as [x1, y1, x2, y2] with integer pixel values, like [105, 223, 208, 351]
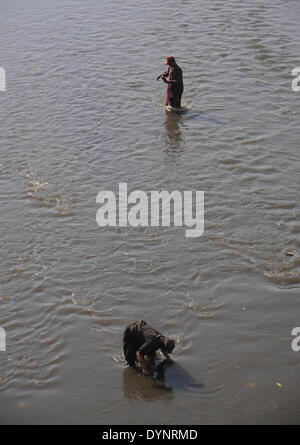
[157, 56, 184, 108]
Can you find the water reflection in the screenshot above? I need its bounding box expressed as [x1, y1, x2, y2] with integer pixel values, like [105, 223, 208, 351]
[164, 111, 184, 172]
[164, 110, 183, 149]
[122, 366, 174, 401]
[122, 359, 204, 401]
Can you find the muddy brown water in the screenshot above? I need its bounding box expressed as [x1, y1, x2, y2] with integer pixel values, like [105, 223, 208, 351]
[0, 0, 300, 424]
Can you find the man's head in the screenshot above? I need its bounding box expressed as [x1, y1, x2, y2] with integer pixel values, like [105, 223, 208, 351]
[162, 338, 175, 354]
[165, 56, 176, 66]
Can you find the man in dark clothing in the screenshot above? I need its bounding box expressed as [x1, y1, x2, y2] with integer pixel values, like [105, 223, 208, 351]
[157, 56, 184, 108]
[123, 320, 175, 375]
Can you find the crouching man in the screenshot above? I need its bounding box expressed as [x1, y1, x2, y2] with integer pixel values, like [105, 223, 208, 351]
[123, 320, 175, 375]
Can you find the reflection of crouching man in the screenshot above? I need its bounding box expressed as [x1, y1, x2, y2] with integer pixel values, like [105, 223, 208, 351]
[123, 320, 175, 376]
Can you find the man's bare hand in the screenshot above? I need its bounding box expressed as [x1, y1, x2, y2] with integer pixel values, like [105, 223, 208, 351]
[162, 351, 172, 362]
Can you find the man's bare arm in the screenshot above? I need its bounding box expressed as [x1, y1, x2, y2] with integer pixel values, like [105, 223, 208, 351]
[157, 70, 169, 81]
[136, 352, 151, 375]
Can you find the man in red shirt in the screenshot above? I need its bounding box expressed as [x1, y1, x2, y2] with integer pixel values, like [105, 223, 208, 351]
[157, 56, 184, 108]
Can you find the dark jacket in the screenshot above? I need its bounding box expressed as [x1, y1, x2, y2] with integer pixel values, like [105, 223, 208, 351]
[123, 320, 166, 366]
[168, 64, 184, 97]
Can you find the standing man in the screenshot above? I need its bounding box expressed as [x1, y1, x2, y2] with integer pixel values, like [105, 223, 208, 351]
[123, 320, 175, 376]
[157, 56, 184, 108]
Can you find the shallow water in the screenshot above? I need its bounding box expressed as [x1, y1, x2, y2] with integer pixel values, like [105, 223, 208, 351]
[0, 0, 300, 425]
